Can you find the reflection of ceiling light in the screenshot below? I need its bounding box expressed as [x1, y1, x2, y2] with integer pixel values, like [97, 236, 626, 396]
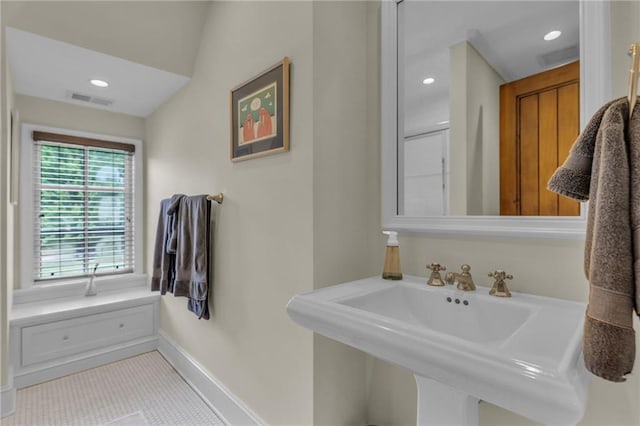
[543, 30, 562, 41]
[437, 120, 449, 125]
[90, 79, 109, 88]
[422, 77, 435, 85]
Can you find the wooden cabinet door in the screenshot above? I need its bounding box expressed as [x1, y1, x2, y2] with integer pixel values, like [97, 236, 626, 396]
[500, 61, 580, 216]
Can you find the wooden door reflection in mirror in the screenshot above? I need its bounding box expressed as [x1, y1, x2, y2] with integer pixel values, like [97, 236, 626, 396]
[500, 60, 580, 216]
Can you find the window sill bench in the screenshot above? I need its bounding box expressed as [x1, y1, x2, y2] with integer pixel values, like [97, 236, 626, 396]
[10, 282, 160, 389]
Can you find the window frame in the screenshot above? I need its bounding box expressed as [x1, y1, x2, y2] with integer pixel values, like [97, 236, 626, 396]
[20, 124, 144, 291]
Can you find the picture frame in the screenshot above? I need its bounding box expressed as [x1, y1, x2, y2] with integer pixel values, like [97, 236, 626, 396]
[230, 57, 290, 162]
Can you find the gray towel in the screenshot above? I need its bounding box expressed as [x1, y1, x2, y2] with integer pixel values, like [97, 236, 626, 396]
[174, 195, 211, 319]
[166, 194, 184, 254]
[548, 97, 637, 382]
[151, 198, 172, 295]
[151, 194, 184, 295]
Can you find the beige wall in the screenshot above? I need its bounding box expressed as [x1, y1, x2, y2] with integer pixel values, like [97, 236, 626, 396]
[448, 43, 467, 215]
[311, 2, 377, 425]
[449, 41, 503, 216]
[10, 95, 145, 298]
[145, 2, 315, 424]
[465, 43, 503, 216]
[366, 2, 640, 425]
[15, 95, 145, 142]
[146, 1, 383, 423]
[1, 1, 14, 388]
[611, 1, 640, 101]
[0, 94, 143, 391]
[3, 1, 639, 425]
[2, 1, 208, 77]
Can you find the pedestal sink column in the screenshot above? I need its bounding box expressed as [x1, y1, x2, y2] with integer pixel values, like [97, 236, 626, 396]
[415, 376, 479, 426]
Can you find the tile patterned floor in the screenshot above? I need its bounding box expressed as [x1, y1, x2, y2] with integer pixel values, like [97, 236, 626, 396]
[1, 351, 225, 426]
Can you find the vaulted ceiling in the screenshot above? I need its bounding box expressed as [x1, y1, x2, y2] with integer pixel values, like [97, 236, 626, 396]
[2, 1, 210, 117]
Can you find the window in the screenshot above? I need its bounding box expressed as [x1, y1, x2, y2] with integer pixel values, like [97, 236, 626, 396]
[31, 131, 135, 282]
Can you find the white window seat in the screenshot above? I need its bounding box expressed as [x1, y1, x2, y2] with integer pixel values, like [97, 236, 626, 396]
[10, 278, 160, 389]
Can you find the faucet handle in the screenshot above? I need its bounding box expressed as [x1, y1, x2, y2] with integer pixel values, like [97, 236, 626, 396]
[427, 263, 445, 272]
[488, 270, 513, 297]
[426, 263, 446, 286]
[488, 270, 513, 280]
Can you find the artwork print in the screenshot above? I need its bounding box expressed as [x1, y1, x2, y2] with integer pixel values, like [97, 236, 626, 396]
[230, 57, 290, 161]
[238, 83, 277, 146]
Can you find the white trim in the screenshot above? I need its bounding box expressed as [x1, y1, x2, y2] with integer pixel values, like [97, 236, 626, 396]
[381, 0, 611, 239]
[19, 123, 144, 290]
[10, 287, 159, 326]
[158, 330, 265, 426]
[12, 273, 147, 305]
[1, 368, 16, 419]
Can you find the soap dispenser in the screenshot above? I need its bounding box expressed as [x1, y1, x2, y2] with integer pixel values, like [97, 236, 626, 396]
[382, 231, 402, 280]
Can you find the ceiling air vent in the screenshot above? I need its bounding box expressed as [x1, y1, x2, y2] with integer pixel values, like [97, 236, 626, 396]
[67, 91, 114, 107]
[537, 45, 580, 69]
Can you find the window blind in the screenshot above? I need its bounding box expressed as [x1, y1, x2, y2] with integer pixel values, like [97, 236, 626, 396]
[33, 134, 135, 281]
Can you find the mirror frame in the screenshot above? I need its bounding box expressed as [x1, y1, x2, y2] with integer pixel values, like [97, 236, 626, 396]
[381, 0, 612, 238]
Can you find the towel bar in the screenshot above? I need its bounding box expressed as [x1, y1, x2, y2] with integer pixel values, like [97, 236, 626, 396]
[628, 42, 640, 119]
[207, 193, 224, 204]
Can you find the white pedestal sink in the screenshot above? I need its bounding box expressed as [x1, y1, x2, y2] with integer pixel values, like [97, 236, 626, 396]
[287, 276, 590, 425]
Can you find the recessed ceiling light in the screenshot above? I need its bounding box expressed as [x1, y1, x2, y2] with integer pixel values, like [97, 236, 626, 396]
[90, 79, 109, 88]
[544, 30, 562, 41]
[423, 77, 435, 85]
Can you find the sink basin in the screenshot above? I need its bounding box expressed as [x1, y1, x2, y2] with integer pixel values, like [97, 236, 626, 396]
[339, 284, 532, 344]
[287, 275, 590, 425]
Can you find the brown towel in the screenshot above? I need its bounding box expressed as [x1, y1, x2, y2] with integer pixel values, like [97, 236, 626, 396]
[548, 97, 636, 382]
[547, 99, 618, 201]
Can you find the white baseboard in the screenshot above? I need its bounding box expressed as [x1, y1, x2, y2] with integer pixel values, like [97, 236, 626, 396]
[14, 337, 158, 389]
[1, 370, 16, 418]
[158, 330, 264, 426]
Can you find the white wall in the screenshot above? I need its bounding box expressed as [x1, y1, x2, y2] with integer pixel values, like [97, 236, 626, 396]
[366, 2, 640, 425]
[404, 93, 449, 137]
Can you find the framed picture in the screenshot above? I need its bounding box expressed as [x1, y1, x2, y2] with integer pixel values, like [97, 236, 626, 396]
[230, 57, 290, 162]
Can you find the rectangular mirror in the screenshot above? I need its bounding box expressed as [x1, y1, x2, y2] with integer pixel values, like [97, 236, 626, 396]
[381, 0, 611, 238]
